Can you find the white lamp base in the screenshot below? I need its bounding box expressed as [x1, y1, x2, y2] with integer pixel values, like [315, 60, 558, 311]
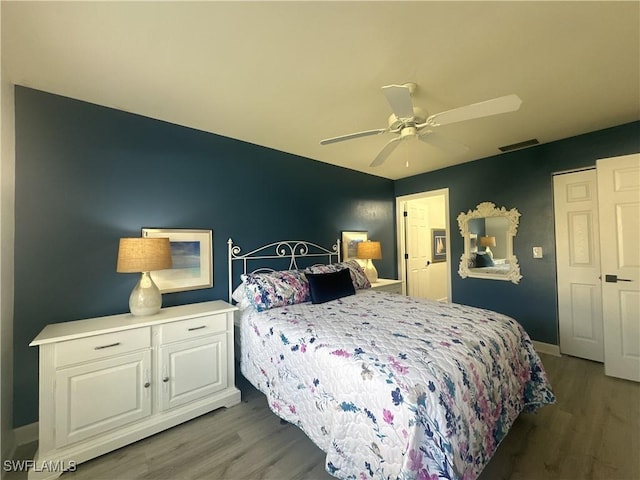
[485, 247, 494, 259]
[129, 272, 162, 316]
[363, 259, 378, 284]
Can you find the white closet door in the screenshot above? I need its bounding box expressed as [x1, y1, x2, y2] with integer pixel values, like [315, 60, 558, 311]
[554, 169, 604, 361]
[597, 153, 640, 382]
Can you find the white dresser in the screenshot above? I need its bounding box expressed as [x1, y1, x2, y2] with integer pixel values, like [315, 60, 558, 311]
[29, 301, 241, 480]
[370, 278, 404, 294]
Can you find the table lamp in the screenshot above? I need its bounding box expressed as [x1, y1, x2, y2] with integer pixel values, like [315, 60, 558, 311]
[479, 236, 496, 259]
[357, 240, 382, 283]
[117, 237, 172, 316]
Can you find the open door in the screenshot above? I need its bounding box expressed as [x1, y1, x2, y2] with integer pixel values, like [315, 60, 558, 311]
[406, 199, 431, 298]
[396, 189, 450, 302]
[553, 169, 604, 362]
[597, 153, 640, 382]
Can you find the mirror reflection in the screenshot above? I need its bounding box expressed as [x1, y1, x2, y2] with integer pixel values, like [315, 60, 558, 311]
[457, 202, 522, 283]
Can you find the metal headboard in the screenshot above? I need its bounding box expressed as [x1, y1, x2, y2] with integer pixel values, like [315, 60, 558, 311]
[227, 238, 340, 303]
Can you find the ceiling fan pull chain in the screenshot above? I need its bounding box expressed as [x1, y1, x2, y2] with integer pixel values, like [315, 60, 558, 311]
[405, 142, 409, 168]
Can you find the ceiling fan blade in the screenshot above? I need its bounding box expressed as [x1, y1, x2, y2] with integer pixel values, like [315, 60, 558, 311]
[382, 84, 415, 119]
[426, 94, 522, 127]
[419, 131, 469, 155]
[370, 137, 403, 167]
[320, 128, 387, 145]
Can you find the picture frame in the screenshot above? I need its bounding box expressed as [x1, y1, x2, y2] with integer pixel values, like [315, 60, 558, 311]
[431, 228, 447, 263]
[469, 233, 478, 253]
[142, 228, 213, 293]
[341, 231, 368, 262]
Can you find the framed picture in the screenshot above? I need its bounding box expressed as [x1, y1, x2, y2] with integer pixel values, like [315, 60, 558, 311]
[431, 229, 447, 263]
[469, 233, 478, 253]
[341, 231, 368, 262]
[142, 228, 213, 293]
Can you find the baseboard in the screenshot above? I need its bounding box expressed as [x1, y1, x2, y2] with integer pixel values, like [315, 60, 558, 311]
[14, 421, 38, 446]
[533, 341, 561, 357]
[2, 428, 16, 471]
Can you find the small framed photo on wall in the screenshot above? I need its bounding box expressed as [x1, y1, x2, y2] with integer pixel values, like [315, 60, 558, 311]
[469, 233, 478, 253]
[341, 231, 368, 262]
[431, 229, 447, 263]
[142, 228, 213, 293]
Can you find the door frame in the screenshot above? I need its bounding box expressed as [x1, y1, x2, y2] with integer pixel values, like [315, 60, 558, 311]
[396, 188, 451, 300]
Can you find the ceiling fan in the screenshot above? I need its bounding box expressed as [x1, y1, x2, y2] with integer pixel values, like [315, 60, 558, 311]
[320, 83, 522, 167]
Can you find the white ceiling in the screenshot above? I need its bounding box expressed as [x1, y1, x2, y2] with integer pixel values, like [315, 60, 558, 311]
[3, 1, 639, 180]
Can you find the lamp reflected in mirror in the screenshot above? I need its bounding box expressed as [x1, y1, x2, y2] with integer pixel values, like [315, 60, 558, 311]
[479, 236, 496, 259]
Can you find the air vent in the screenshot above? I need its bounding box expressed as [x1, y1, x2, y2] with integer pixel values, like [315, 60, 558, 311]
[498, 138, 539, 152]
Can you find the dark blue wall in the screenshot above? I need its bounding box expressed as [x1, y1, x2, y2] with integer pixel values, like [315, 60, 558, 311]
[395, 121, 640, 346]
[13, 87, 396, 427]
[13, 86, 640, 427]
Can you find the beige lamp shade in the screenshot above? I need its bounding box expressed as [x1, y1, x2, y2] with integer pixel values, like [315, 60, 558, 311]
[479, 236, 497, 248]
[356, 241, 382, 260]
[117, 237, 172, 273]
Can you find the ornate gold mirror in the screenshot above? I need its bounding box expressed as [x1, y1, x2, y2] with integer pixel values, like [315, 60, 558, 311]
[457, 202, 522, 284]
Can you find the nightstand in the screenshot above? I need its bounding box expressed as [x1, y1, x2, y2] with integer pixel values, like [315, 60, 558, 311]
[370, 278, 404, 294]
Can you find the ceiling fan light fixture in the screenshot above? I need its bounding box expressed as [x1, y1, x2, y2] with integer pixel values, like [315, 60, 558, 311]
[400, 126, 417, 138]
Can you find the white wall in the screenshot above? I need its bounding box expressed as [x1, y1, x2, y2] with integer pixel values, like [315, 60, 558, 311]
[1, 3, 17, 469]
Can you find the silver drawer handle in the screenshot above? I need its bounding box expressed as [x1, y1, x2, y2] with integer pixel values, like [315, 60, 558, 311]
[94, 342, 121, 350]
[144, 382, 150, 388]
[187, 326, 206, 331]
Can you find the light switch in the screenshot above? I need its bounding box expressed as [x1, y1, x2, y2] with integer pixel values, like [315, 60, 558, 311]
[533, 246, 543, 258]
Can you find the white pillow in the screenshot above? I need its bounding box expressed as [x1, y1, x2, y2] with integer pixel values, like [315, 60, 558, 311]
[231, 284, 253, 310]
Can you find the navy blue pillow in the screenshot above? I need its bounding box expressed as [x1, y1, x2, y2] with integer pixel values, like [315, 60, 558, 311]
[475, 253, 495, 267]
[306, 268, 356, 304]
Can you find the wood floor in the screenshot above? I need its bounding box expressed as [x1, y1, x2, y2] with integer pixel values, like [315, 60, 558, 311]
[10, 353, 640, 480]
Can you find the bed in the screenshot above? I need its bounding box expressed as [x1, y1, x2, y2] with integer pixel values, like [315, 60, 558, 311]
[465, 253, 512, 277]
[228, 239, 555, 480]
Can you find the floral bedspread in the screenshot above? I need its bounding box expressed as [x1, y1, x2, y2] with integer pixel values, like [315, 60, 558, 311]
[239, 290, 555, 480]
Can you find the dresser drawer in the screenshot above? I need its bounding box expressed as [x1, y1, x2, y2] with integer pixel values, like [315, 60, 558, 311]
[55, 327, 151, 367]
[159, 314, 227, 344]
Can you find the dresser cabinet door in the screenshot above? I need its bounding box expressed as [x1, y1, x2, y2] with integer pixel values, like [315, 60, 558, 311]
[159, 333, 227, 411]
[54, 350, 152, 448]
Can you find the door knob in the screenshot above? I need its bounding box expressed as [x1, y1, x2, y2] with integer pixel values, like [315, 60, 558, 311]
[605, 274, 633, 283]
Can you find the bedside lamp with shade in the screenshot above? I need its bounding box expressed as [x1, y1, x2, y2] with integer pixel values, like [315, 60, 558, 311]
[479, 236, 496, 259]
[117, 237, 172, 316]
[356, 240, 382, 284]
